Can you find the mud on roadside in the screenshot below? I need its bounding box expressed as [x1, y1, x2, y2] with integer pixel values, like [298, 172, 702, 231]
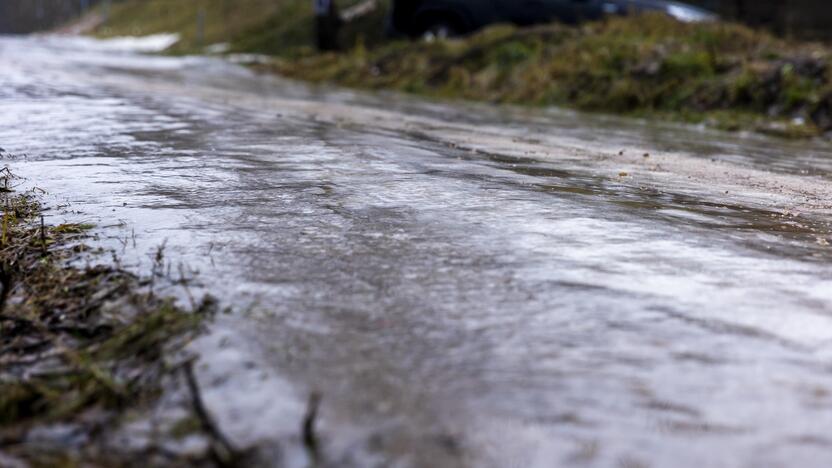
[0, 166, 240, 467]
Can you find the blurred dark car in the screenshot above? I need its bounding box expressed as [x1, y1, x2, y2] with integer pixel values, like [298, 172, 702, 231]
[389, 0, 717, 38]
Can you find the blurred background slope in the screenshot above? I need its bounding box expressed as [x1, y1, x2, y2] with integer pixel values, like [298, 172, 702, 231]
[0, 0, 390, 56]
[2, 1, 832, 42]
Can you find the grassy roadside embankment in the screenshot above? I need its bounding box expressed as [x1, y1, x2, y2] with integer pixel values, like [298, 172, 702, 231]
[88, 2, 832, 138]
[274, 14, 832, 139]
[0, 165, 237, 467]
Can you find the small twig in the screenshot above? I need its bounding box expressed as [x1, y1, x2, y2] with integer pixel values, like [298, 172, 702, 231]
[177, 263, 197, 311]
[303, 392, 322, 465]
[0, 313, 32, 326]
[40, 215, 46, 256]
[183, 360, 239, 467]
[0, 263, 12, 313]
[1, 213, 8, 248]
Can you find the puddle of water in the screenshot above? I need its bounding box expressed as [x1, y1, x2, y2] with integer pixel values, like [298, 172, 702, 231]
[2, 35, 832, 467]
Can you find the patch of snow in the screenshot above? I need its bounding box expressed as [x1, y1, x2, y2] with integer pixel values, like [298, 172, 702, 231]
[62, 33, 181, 53]
[95, 33, 180, 52]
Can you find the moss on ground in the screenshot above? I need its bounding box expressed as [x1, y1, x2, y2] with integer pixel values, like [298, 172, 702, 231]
[0, 170, 224, 466]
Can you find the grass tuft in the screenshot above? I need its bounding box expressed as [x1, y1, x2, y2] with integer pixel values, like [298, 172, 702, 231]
[0, 169, 219, 465]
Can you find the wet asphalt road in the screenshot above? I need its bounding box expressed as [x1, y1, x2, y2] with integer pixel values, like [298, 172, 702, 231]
[2, 35, 832, 468]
